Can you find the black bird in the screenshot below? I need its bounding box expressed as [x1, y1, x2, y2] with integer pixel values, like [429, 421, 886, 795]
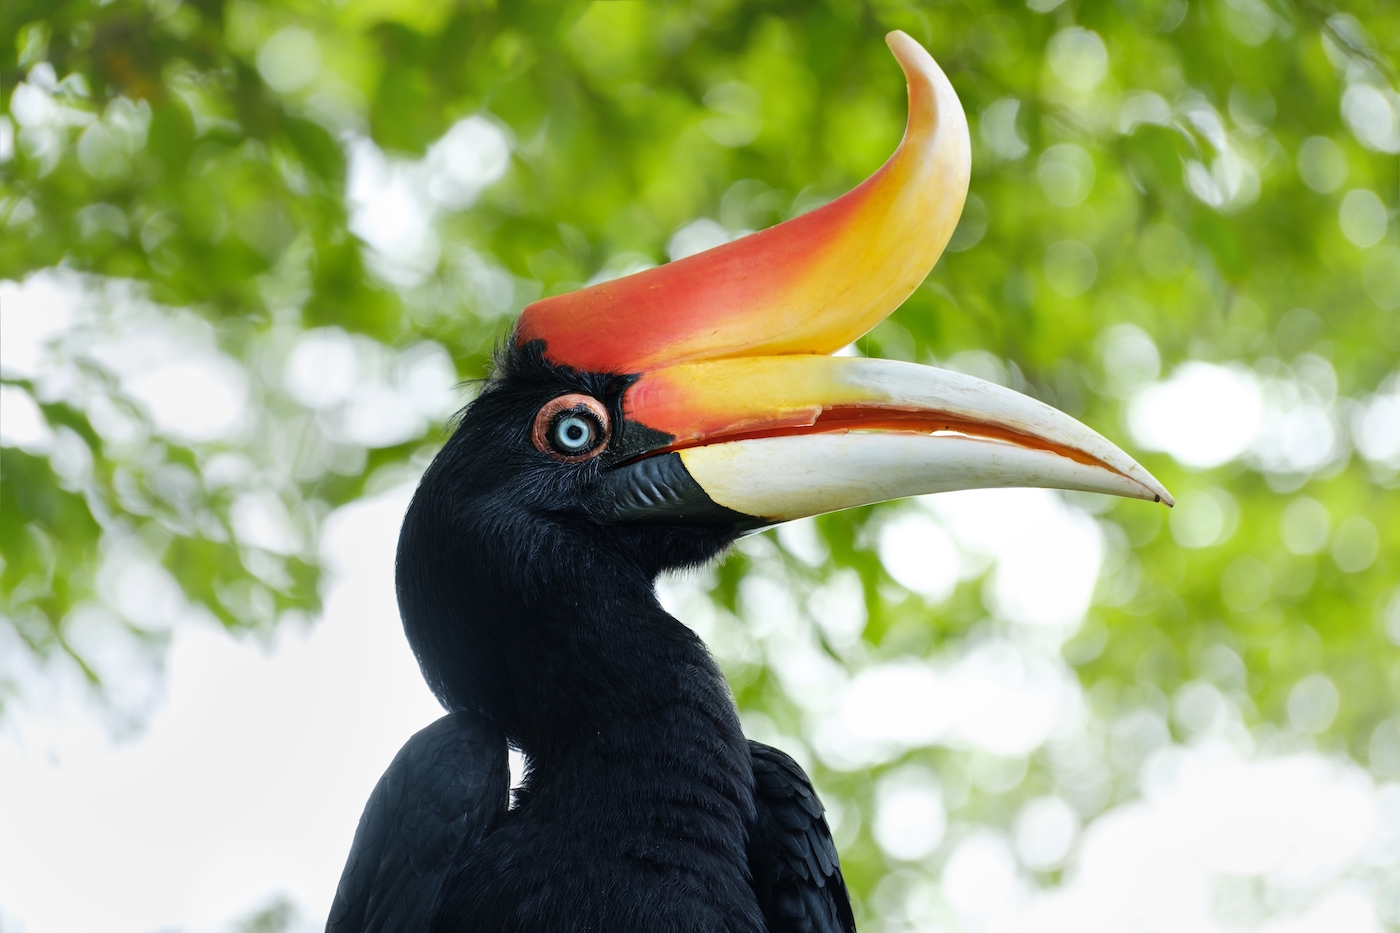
[327, 32, 1171, 933]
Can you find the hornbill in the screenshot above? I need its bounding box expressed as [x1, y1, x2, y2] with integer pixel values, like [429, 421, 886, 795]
[327, 32, 1171, 933]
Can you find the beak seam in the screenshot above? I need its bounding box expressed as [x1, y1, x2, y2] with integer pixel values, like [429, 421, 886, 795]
[621, 406, 1165, 502]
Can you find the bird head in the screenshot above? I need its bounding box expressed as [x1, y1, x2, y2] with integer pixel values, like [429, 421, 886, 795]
[399, 32, 1171, 720]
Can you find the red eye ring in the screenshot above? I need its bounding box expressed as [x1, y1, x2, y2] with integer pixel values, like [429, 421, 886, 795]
[531, 394, 611, 462]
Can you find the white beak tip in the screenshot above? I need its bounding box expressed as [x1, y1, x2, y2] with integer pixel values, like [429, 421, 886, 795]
[1138, 469, 1174, 508]
[1137, 477, 1174, 508]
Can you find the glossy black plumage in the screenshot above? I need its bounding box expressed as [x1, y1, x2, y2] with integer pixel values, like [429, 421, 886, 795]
[329, 713, 509, 933]
[748, 743, 855, 933]
[329, 344, 855, 932]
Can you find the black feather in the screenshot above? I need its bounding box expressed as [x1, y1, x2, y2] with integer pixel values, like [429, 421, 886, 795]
[748, 742, 857, 933]
[327, 712, 508, 933]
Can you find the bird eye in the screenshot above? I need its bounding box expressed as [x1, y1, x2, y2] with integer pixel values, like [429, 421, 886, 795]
[532, 394, 610, 462]
[552, 414, 596, 452]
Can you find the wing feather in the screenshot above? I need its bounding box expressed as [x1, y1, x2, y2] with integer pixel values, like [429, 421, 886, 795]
[748, 741, 856, 933]
[327, 711, 508, 933]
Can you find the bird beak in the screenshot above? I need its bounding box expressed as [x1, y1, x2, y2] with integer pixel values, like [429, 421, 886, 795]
[604, 355, 1172, 526]
[515, 32, 1172, 528]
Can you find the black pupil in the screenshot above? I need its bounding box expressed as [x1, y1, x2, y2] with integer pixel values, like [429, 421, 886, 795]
[554, 412, 597, 452]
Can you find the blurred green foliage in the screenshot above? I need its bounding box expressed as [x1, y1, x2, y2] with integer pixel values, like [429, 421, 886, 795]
[3, 0, 1399, 923]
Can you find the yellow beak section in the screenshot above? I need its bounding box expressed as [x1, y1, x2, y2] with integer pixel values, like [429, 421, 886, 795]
[613, 356, 1171, 524]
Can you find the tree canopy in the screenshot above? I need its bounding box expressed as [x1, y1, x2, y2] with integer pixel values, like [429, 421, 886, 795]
[2, 0, 1399, 928]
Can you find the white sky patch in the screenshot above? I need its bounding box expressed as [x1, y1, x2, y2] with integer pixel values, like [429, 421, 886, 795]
[0, 485, 443, 933]
[1014, 794, 1080, 870]
[95, 537, 186, 635]
[737, 573, 802, 641]
[1, 272, 253, 446]
[878, 511, 959, 602]
[873, 765, 946, 861]
[347, 138, 441, 285]
[282, 327, 459, 449]
[284, 326, 361, 410]
[7, 64, 95, 176]
[768, 635, 848, 717]
[815, 638, 1076, 767]
[1130, 361, 1263, 468]
[923, 488, 1104, 631]
[423, 118, 512, 209]
[124, 358, 250, 443]
[337, 382, 427, 449]
[1130, 357, 1354, 479]
[61, 602, 165, 729]
[347, 116, 510, 288]
[395, 342, 461, 419]
[738, 574, 848, 715]
[821, 659, 952, 765]
[1353, 373, 1400, 469]
[979, 742, 1388, 933]
[775, 516, 829, 567]
[1153, 744, 1372, 881]
[0, 271, 81, 377]
[230, 491, 304, 555]
[0, 383, 54, 452]
[807, 569, 865, 649]
[944, 831, 1024, 919]
[944, 640, 1075, 755]
[1249, 362, 1343, 476]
